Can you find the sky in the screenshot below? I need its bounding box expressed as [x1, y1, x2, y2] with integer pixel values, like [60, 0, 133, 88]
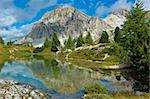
[0, 0, 149, 42]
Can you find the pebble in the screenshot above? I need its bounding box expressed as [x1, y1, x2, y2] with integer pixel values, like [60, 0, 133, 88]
[0, 80, 49, 98]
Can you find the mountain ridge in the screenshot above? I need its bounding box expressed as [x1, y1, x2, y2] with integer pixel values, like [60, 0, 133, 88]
[15, 6, 125, 47]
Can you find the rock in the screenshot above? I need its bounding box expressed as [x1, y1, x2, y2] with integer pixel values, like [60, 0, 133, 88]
[136, 91, 143, 96]
[15, 6, 113, 47]
[0, 79, 49, 98]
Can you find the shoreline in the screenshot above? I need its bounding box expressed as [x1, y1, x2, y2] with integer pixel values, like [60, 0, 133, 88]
[0, 79, 50, 98]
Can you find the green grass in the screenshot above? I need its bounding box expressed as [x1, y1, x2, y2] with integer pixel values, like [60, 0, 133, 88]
[58, 46, 120, 70]
[69, 49, 105, 61]
[85, 83, 108, 94]
[0, 44, 33, 60]
[84, 83, 150, 99]
[85, 93, 150, 99]
[111, 93, 150, 99]
[33, 48, 55, 57]
[85, 94, 113, 99]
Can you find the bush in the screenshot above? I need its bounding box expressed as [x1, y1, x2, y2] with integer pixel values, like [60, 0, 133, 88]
[85, 83, 108, 94]
[0, 36, 4, 44]
[33, 47, 44, 53]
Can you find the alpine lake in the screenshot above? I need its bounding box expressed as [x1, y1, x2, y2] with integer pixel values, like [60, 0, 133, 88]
[0, 54, 149, 99]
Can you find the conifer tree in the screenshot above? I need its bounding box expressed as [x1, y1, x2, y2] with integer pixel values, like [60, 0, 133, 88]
[85, 31, 93, 45]
[119, 1, 150, 92]
[7, 41, 13, 46]
[120, 1, 150, 68]
[51, 32, 61, 52]
[114, 27, 121, 43]
[65, 35, 74, 49]
[99, 31, 109, 43]
[43, 38, 52, 48]
[0, 36, 4, 44]
[76, 33, 84, 47]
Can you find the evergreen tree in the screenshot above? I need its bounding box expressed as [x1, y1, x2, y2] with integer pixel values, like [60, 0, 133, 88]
[51, 32, 61, 52]
[114, 27, 121, 43]
[0, 36, 4, 44]
[43, 38, 52, 48]
[65, 35, 74, 49]
[99, 31, 109, 43]
[85, 31, 93, 45]
[120, 1, 150, 67]
[7, 41, 13, 46]
[76, 33, 84, 47]
[119, 2, 150, 91]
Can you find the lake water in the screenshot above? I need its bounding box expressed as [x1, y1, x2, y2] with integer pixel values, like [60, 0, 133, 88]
[0, 57, 137, 98]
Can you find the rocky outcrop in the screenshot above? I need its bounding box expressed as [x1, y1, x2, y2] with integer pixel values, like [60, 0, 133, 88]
[0, 80, 50, 98]
[103, 14, 126, 28]
[103, 9, 127, 28]
[23, 6, 113, 46]
[16, 6, 128, 47]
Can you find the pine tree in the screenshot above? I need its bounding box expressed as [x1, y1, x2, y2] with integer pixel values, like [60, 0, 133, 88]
[119, 1, 150, 92]
[114, 27, 121, 43]
[0, 36, 4, 44]
[43, 38, 52, 48]
[85, 31, 93, 45]
[120, 1, 150, 67]
[99, 31, 109, 43]
[76, 33, 84, 47]
[51, 32, 61, 52]
[65, 35, 74, 49]
[7, 41, 13, 46]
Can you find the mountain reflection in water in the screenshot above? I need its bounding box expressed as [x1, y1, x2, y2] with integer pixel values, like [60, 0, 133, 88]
[0, 57, 98, 95]
[0, 56, 147, 98]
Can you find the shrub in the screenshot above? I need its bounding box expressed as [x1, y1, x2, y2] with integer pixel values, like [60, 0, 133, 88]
[85, 83, 108, 94]
[33, 47, 44, 53]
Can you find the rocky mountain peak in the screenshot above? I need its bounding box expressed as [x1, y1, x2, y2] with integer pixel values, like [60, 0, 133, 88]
[112, 8, 128, 16]
[16, 6, 122, 47]
[103, 9, 127, 28]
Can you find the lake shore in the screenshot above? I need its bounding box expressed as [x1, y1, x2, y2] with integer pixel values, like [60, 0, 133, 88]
[0, 79, 50, 98]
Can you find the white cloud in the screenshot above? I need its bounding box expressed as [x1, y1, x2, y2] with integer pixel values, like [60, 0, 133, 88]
[111, 0, 133, 12]
[0, 0, 57, 41]
[96, 5, 110, 17]
[0, 23, 34, 42]
[28, 0, 57, 11]
[96, 0, 150, 17]
[0, 0, 58, 26]
[0, 13, 16, 28]
[140, 0, 150, 10]
[96, 0, 133, 17]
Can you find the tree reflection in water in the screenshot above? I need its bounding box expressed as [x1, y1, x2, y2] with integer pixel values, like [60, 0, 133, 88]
[122, 67, 149, 93]
[25, 56, 97, 94]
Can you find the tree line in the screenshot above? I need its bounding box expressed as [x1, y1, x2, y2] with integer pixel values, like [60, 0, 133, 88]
[41, 30, 110, 52]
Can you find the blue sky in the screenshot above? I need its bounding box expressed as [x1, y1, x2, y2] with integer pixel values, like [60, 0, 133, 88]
[0, 0, 149, 42]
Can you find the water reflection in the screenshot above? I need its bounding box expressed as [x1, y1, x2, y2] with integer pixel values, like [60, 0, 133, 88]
[0, 55, 147, 98]
[24, 57, 97, 94]
[0, 61, 48, 90]
[122, 67, 149, 92]
[0, 56, 99, 95]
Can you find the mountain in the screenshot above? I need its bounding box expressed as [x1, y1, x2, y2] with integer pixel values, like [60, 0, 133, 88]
[103, 14, 126, 28]
[103, 9, 127, 28]
[15, 6, 125, 47]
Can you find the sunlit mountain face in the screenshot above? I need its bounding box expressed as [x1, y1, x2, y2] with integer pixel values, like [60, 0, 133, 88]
[2, 0, 150, 42]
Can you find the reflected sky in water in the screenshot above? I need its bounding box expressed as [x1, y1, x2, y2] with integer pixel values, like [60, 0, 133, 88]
[0, 57, 134, 98]
[0, 58, 98, 98]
